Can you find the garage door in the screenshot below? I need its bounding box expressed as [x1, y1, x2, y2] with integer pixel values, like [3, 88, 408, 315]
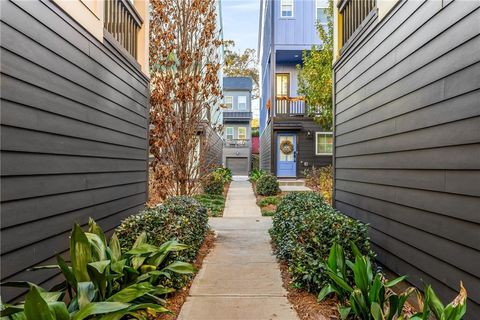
[226, 157, 248, 175]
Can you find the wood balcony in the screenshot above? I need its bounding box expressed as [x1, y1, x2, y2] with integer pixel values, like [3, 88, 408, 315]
[338, 0, 377, 47]
[274, 96, 307, 117]
[104, 0, 143, 58]
[224, 139, 250, 148]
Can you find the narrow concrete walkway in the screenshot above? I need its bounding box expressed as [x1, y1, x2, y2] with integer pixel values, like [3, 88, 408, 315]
[223, 180, 261, 217]
[178, 181, 298, 320]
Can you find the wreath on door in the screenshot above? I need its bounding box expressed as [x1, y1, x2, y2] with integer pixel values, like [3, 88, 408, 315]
[280, 140, 294, 155]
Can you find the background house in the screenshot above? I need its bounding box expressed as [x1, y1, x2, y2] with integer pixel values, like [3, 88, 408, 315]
[222, 77, 253, 175]
[332, 0, 480, 317]
[0, 0, 149, 301]
[258, 0, 332, 178]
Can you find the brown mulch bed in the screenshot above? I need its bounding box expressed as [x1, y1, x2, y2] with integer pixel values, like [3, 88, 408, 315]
[157, 230, 216, 320]
[279, 261, 339, 320]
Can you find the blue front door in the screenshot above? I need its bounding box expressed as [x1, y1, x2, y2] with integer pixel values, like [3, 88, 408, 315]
[277, 133, 296, 177]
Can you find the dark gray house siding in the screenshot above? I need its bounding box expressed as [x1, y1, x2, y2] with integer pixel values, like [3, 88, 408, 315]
[0, 0, 149, 301]
[332, 1, 480, 318]
[272, 118, 332, 177]
[201, 123, 223, 173]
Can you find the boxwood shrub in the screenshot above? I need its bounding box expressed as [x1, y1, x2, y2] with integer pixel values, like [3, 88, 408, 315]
[115, 196, 209, 288]
[270, 192, 375, 293]
[256, 174, 280, 196]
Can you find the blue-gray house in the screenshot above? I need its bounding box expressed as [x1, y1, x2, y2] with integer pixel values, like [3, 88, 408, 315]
[258, 0, 332, 177]
[222, 77, 253, 175]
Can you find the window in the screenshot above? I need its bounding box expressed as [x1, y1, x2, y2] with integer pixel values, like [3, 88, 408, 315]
[238, 96, 247, 110]
[225, 96, 233, 109]
[316, 0, 328, 24]
[238, 127, 247, 140]
[276, 74, 289, 97]
[281, 0, 294, 18]
[226, 127, 234, 140]
[316, 132, 333, 155]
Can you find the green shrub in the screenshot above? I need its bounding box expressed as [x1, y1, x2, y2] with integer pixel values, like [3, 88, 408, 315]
[115, 196, 209, 288]
[249, 168, 267, 183]
[256, 174, 280, 196]
[270, 192, 374, 293]
[214, 167, 232, 183]
[194, 194, 225, 217]
[202, 171, 225, 195]
[1, 219, 193, 319]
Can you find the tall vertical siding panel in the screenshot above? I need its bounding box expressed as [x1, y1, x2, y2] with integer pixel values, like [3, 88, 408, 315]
[0, 0, 149, 301]
[333, 1, 480, 318]
[260, 121, 272, 172]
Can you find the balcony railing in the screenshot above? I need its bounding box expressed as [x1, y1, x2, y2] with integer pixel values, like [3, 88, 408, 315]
[223, 111, 252, 120]
[338, 0, 376, 46]
[275, 96, 306, 116]
[104, 0, 143, 58]
[224, 139, 250, 148]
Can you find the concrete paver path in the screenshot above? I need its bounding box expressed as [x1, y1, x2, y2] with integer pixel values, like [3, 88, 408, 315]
[178, 180, 298, 320]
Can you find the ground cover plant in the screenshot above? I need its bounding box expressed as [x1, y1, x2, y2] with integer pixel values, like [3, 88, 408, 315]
[258, 195, 283, 217]
[256, 174, 280, 196]
[115, 196, 209, 288]
[270, 192, 374, 293]
[1, 219, 194, 319]
[194, 194, 225, 217]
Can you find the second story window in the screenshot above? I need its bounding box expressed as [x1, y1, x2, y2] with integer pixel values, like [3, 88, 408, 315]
[226, 127, 234, 140]
[238, 96, 247, 110]
[225, 96, 233, 109]
[316, 0, 328, 24]
[238, 127, 247, 140]
[281, 0, 294, 18]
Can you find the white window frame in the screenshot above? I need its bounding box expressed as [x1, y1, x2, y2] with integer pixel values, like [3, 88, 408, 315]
[316, 0, 328, 24]
[238, 96, 247, 110]
[315, 132, 333, 155]
[280, 0, 294, 18]
[225, 96, 233, 109]
[226, 127, 234, 140]
[238, 127, 247, 140]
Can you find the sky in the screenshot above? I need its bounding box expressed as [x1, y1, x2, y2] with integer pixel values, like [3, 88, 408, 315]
[221, 0, 260, 52]
[221, 0, 261, 119]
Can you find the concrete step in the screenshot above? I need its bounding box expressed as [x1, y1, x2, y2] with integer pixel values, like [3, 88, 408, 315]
[277, 179, 306, 187]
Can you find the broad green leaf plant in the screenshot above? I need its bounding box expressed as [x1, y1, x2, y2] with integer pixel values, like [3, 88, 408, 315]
[319, 242, 468, 320]
[1, 218, 194, 319]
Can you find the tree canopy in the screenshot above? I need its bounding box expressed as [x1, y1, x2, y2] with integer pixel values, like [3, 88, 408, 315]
[297, 0, 333, 130]
[223, 41, 259, 99]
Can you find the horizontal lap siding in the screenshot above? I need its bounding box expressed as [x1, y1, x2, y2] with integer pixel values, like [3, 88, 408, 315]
[333, 1, 480, 318]
[285, 119, 333, 176]
[0, 0, 149, 302]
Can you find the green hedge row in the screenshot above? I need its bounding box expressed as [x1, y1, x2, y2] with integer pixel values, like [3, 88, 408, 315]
[115, 196, 209, 288]
[270, 192, 375, 293]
